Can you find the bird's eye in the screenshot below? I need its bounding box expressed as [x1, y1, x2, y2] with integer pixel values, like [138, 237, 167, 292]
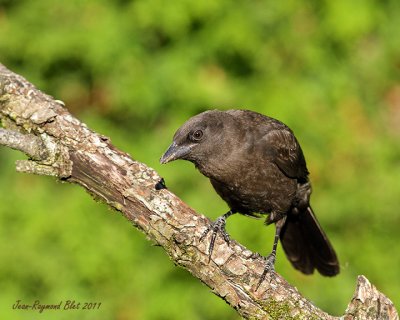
[191, 129, 203, 142]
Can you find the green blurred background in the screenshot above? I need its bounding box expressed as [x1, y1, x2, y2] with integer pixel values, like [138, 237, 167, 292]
[1, 0, 399, 319]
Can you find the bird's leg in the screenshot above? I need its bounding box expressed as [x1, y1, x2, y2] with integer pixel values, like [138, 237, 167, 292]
[256, 215, 287, 290]
[200, 209, 237, 262]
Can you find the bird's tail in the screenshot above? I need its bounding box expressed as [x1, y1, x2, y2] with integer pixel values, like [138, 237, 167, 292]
[280, 206, 340, 276]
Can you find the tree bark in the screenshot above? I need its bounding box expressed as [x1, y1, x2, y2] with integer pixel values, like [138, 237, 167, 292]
[0, 63, 398, 320]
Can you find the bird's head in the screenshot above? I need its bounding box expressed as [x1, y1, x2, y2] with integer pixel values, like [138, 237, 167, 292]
[160, 110, 232, 167]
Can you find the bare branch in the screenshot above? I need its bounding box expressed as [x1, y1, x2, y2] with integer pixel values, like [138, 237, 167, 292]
[0, 63, 398, 320]
[345, 276, 399, 320]
[0, 128, 48, 160]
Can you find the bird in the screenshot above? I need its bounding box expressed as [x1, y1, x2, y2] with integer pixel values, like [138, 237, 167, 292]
[160, 109, 339, 288]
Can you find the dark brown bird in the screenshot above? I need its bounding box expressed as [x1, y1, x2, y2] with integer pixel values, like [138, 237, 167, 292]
[160, 109, 339, 288]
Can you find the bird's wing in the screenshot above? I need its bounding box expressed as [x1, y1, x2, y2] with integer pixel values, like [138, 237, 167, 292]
[263, 129, 309, 180]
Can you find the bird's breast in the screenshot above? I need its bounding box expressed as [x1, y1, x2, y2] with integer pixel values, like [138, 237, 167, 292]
[208, 160, 297, 216]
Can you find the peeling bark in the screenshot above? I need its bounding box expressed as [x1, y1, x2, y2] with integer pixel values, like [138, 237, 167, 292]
[0, 63, 398, 320]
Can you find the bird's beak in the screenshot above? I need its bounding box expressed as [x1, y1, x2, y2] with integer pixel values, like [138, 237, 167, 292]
[160, 142, 191, 164]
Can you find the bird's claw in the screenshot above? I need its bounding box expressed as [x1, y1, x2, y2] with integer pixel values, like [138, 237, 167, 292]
[200, 216, 230, 262]
[250, 251, 263, 260]
[255, 253, 276, 291]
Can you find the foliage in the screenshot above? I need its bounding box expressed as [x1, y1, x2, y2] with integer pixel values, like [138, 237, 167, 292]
[1, 0, 400, 319]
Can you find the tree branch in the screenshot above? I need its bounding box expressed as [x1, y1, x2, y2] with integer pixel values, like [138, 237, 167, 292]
[0, 63, 398, 320]
[0, 128, 48, 160]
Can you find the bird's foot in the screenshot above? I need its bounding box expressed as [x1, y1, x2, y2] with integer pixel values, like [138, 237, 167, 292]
[255, 253, 276, 291]
[250, 251, 263, 260]
[199, 215, 230, 262]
